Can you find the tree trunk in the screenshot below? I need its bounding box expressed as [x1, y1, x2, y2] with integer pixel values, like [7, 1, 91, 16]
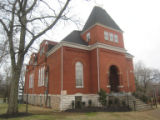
[7, 67, 21, 114]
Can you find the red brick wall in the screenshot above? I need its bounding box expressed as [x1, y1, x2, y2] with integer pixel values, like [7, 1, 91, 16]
[24, 41, 61, 95]
[63, 46, 91, 94]
[90, 49, 99, 93]
[126, 58, 136, 92]
[47, 48, 61, 94]
[98, 48, 135, 93]
[24, 24, 135, 95]
[81, 25, 124, 48]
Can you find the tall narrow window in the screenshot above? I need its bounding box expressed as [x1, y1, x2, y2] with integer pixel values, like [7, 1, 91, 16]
[38, 69, 40, 86]
[42, 67, 45, 86]
[38, 67, 45, 87]
[86, 32, 90, 42]
[104, 31, 109, 40]
[29, 73, 34, 88]
[109, 33, 113, 41]
[114, 34, 118, 43]
[40, 68, 42, 86]
[75, 62, 83, 88]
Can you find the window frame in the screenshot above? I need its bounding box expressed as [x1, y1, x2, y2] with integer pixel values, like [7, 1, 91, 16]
[104, 31, 109, 40]
[109, 33, 113, 41]
[29, 73, 34, 88]
[114, 34, 119, 43]
[38, 66, 45, 87]
[75, 61, 84, 88]
[86, 32, 90, 42]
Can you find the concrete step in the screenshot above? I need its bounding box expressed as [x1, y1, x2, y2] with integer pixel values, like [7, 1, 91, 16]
[136, 107, 153, 111]
[127, 96, 153, 111]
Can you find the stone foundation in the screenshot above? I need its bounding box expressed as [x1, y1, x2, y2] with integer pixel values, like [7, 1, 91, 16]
[24, 93, 99, 111]
[60, 93, 99, 110]
[23, 93, 133, 111]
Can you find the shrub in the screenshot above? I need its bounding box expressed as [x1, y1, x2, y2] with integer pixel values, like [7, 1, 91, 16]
[88, 99, 92, 107]
[76, 101, 82, 109]
[122, 100, 126, 106]
[98, 89, 107, 106]
[82, 101, 85, 107]
[71, 100, 75, 109]
[108, 99, 113, 106]
[114, 98, 119, 105]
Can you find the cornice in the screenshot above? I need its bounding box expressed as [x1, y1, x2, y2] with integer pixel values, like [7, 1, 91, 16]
[47, 41, 127, 57]
[81, 23, 123, 35]
[125, 53, 134, 59]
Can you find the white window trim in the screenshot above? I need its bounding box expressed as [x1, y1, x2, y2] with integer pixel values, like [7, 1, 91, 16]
[75, 62, 84, 88]
[29, 73, 34, 88]
[104, 31, 109, 40]
[109, 33, 113, 41]
[86, 32, 90, 42]
[76, 86, 84, 88]
[38, 66, 45, 87]
[114, 34, 119, 43]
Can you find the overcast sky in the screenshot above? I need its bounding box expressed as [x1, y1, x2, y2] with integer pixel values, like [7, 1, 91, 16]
[40, 0, 160, 70]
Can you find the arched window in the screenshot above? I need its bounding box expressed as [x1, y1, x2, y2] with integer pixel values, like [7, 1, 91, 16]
[75, 62, 83, 88]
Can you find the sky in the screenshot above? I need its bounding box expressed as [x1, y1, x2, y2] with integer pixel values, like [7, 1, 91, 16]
[39, 0, 160, 70]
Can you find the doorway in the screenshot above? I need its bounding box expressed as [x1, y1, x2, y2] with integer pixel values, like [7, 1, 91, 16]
[75, 96, 82, 109]
[109, 65, 119, 92]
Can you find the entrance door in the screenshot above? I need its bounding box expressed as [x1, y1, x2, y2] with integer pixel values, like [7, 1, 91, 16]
[109, 65, 119, 92]
[75, 96, 82, 109]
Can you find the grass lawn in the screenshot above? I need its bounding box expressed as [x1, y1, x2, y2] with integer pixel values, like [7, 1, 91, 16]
[0, 104, 160, 120]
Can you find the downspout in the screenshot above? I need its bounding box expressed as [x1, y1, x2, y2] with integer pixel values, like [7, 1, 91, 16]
[60, 45, 64, 110]
[127, 70, 130, 92]
[97, 47, 100, 92]
[61, 46, 64, 91]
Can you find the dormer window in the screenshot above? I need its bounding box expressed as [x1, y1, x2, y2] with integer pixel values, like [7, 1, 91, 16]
[114, 34, 118, 43]
[109, 33, 113, 41]
[86, 32, 90, 42]
[104, 31, 109, 40]
[40, 47, 44, 56]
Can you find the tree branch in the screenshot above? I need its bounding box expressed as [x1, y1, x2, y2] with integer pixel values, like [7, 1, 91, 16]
[8, 0, 18, 67]
[0, 19, 9, 33]
[40, 0, 57, 16]
[27, 16, 56, 23]
[25, 0, 37, 14]
[24, 0, 71, 54]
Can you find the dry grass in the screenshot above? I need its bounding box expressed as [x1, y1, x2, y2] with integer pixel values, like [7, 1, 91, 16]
[0, 104, 160, 120]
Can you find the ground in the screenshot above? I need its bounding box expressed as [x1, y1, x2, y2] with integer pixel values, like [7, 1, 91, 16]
[0, 104, 160, 120]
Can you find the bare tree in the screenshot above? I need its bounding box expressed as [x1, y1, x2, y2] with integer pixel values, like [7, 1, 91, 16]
[0, 0, 72, 114]
[134, 61, 160, 95]
[3, 66, 12, 103]
[0, 73, 3, 97]
[18, 65, 25, 102]
[0, 66, 11, 102]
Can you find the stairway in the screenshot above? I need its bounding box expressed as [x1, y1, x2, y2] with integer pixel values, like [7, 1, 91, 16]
[128, 96, 153, 111]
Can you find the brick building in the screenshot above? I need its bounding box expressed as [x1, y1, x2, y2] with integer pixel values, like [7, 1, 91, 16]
[24, 6, 136, 111]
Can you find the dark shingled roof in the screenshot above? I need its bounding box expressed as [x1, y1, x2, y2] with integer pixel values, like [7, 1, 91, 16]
[82, 6, 122, 32]
[62, 30, 88, 45]
[47, 44, 55, 52]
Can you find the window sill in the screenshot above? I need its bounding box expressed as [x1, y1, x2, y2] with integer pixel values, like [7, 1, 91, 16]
[76, 86, 84, 88]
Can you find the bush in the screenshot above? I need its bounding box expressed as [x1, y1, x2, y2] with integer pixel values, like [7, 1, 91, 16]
[88, 99, 92, 107]
[122, 100, 126, 106]
[98, 89, 107, 106]
[72, 100, 75, 109]
[82, 102, 85, 107]
[108, 99, 113, 106]
[114, 98, 119, 105]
